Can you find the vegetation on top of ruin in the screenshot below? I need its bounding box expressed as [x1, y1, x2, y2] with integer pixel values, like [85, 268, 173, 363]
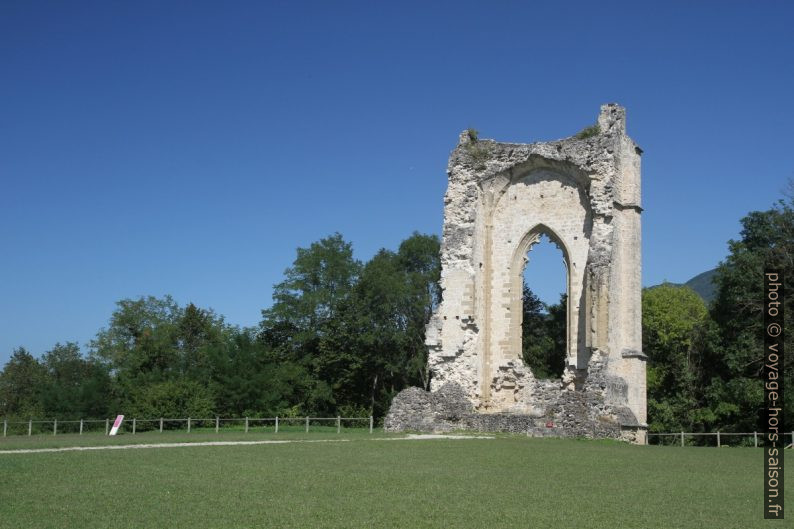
[575, 124, 601, 139]
[468, 145, 491, 170]
[462, 132, 491, 170]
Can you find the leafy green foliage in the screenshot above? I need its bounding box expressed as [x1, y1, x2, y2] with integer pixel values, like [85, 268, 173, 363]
[89, 295, 227, 417]
[256, 231, 440, 417]
[521, 285, 567, 379]
[0, 344, 111, 420]
[263, 233, 360, 347]
[259, 233, 362, 414]
[0, 348, 47, 418]
[698, 195, 794, 432]
[126, 379, 215, 419]
[642, 284, 707, 432]
[575, 124, 601, 139]
[461, 129, 491, 170]
[260, 231, 441, 417]
[642, 193, 794, 434]
[41, 342, 112, 419]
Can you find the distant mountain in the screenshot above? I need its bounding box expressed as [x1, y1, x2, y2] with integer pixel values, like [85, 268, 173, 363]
[683, 269, 718, 304]
[647, 268, 719, 304]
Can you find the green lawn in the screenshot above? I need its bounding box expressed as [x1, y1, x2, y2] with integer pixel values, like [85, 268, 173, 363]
[0, 433, 789, 528]
[0, 427, 384, 450]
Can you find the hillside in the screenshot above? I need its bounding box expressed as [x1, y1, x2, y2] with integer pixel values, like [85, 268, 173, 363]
[648, 268, 718, 304]
[684, 269, 718, 303]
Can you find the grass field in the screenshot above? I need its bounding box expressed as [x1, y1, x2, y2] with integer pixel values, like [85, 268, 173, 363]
[0, 431, 789, 528]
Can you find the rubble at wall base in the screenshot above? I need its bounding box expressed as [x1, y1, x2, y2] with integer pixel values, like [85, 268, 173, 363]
[384, 382, 645, 443]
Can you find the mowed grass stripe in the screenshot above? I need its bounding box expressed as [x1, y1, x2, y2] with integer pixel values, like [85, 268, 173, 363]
[0, 436, 788, 529]
[0, 428, 386, 450]
[0, 434, 492, 454]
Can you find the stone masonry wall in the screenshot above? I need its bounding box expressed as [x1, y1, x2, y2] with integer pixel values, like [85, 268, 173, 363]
[389, 104, 647, 443]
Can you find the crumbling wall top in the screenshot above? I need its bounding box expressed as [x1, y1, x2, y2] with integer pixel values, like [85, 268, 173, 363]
[448, 104, 640, 184]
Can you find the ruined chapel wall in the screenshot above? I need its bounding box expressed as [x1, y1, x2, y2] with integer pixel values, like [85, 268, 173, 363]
[488, 168, 591, 370]
[423, 104, 646, 436]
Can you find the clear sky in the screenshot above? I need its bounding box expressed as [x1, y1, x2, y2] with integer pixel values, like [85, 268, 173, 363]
[2, 1, 793, 366]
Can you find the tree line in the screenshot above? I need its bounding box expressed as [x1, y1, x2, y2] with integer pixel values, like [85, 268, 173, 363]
[1, 196, 792, 432]
[0, 232, 440, 421]
[641, 192, 793, 434]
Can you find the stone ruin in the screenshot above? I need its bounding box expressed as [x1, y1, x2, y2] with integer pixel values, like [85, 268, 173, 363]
[385, 104, 647, 443]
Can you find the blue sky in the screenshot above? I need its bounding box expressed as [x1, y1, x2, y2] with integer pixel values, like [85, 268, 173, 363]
[1, 1, 792, 365]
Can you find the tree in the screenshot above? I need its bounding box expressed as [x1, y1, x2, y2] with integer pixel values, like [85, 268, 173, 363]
[325, 233, 441, 416]
[260, 233, 362, 413]
[90, 295, 183, 380]
[522, 285, 554, 377]
[40, 342, 112, 418]
[259, 231, 441, 417]
[347, 248, 411, 414]
[261, 233, 361, 355]
[396, 233, 441, 390]
[642, 284, 707, 432]
[521, 286, 566, 379]
[208, 326, 319, 417]
[698, 194, 794, 432]
[264, 232, 361, 332]
[90, 295, 227, 415]
[177, 302, 224, 380]
[126, 379, 215, 419]
[0, 347, 46, 417]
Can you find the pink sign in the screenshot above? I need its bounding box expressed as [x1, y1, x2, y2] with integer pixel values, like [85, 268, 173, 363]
[109, 415, 124, 436]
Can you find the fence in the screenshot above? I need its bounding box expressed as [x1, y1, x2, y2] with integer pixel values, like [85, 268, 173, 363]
[648, 431, 794, 448]
[1, 416, 375, 437]
[5, 420, 792, 446]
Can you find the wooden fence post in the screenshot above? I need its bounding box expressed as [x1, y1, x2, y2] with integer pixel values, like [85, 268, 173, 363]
[28, 419, 32, 436]
[716, 431, 720, 448]
[105, 418, 109, 435]
[680, 431, 684, 447]
[79, 419, 83, 435]
[275, 416, 279, 434]
[245, 417, 249, 433]
[53, 419, 57, 436]
[369, 416, 373, 434]
[159, 418, 163, 433]
[3, 419, 6, 437]
[215, 417, 219, 434]
[305, 416, 309, 433]
[754, 431, 758, 448]
[187, 417, 191, 433]
[337, 416, 341, 434]
[132, 418, 136, 435]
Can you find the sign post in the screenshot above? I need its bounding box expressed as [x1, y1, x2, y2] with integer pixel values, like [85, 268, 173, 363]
[109, 415, 124, 436]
